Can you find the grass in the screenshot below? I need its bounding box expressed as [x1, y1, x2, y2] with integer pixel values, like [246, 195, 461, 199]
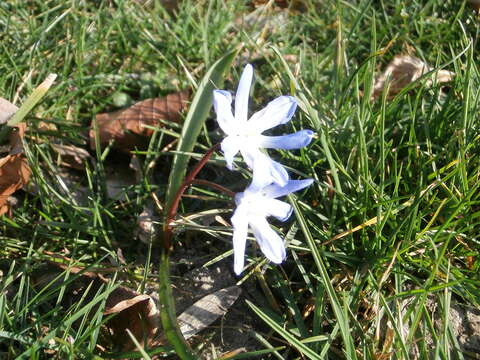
[1, 0, 480, 358]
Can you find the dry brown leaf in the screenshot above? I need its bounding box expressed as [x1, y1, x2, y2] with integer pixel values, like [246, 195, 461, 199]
[0, 122, 31, 216]
[177, 286, 241, 340]
[90, 90, 190, 152]
[104, 286, 159, 351]
[32, 256, 160, 352]
[136, 205, 160, 244]
[372, 55, 454, 100]
[50, 144, 91, 170]
[468, 0, 480, 11]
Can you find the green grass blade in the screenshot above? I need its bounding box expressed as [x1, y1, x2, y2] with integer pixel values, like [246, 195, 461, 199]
[290, 195, 357, 359]
[246, 300, 321, 360]
[164, 48, 239, 212]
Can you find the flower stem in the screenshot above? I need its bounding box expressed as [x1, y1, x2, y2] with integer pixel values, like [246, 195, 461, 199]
[158, 251, 196, 360]
[163, 143, 221, 251]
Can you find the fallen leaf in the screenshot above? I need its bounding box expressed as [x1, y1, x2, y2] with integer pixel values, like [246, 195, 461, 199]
[372, 55, 454, 100]
[104, 286, 159, 351]
[50, 144, 91, 170]
[468, 0, 480, 11]
[0, 122, 31, 216]
[136, 204, 160, 244]
[171, 264, 236, 314]
[177, 286, 241, 340]
[90, 90, 190, 152]
[0, 98, 18, 125]
[32, 255, 160, 352]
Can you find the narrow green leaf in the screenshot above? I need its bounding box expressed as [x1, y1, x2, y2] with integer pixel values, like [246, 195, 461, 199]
[164, 48, 239, 212]
[290, 196, 357, 359]
[246, 300, 321, 360]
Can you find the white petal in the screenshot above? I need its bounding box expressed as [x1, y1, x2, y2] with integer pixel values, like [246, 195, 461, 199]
[258, 130, 314, 150]
[231, 205, 249, 275]
[213, 90, 236, 134]
[247, 96, 297, 134]
[270, 159, 289, 187]
[263, 198, 293, 222]
[249, 217, 286, 264]
[221, 136, 241, 170]
[246, 151, 289, 190]
[263, 179, 314, 199]
[244, 150, 274, 189]
[235, 64, 253, 124]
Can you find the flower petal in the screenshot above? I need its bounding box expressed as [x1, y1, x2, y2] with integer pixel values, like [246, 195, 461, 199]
[213, 90, 236, 134]
[246, 150, 289, 190]
[270, 159, 289, 187]
[258, 130, 314, 150]
[249, 216, 286, 264]
[231, 205, 249, 275]
[263, 179, 314, 199]
[247, 96, 297, 134]
[263, 198, 293, 222]
[248, 151, 276, 189]
[221, 135, 241, 170]
[235, 64, 253, 124]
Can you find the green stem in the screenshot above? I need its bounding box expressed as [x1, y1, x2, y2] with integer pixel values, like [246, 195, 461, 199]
[158, 251, 196, 360]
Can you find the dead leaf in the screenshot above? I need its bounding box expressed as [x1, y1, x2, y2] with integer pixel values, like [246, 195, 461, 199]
[104, 286, 159, 351]
[468, 0, 480, 11]
[90, 90, 190, 152]
[136, 205, 160, 244]
[177, 286, 241, 340]
[372, 55, 454, 100]
[0, 122, 31, 216]
[50, 144, 91, 170]
[32, 256, 160, 352]
[0, 98, 18, 125]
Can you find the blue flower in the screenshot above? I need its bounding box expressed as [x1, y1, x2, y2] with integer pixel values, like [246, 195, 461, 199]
[213, 64, 314, 188]
[231, 178, 313, 275]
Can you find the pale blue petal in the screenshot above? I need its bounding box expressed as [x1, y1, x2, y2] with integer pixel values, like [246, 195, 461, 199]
[247, 96, 297, 134]
[249, 217, 286, 264]
[248, 151, 276, 190]
[239, 146, 256, 169]
[231, 205, 249, 275]
[213, 90, 236, 134]
[263, 179, 314, 199]
[270, 159, 289, 187]
[258, 130, 314, 150]
[245, 150, 289, 190]
[221, 136, 241, 170]
[235, 64, 253, 124]
[264, 198, 293, 222]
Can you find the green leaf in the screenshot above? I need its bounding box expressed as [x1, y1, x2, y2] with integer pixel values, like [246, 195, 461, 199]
[164, 48, 239, 212]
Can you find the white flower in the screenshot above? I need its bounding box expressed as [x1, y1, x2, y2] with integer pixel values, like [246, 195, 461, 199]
[231, 178, 313, 275]
[213, 64, 314, 188]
